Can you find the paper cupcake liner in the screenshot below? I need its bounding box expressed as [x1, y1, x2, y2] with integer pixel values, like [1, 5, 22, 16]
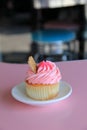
[25, 82, 59, 100]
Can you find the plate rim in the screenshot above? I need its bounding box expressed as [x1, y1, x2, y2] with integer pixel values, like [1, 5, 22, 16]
[11, 81, 72, 106]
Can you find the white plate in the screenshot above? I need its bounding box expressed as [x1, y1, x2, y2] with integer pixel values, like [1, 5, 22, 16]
[11, 81, 72, 106]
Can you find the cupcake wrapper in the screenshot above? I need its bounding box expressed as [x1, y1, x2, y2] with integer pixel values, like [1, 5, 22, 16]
[25, 82, 59, 100]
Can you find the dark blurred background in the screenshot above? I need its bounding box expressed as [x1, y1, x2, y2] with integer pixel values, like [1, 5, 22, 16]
[0, 0, 87, 63]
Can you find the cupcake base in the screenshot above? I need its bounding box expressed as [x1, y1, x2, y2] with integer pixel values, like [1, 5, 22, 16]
[25, 81, 59, 101]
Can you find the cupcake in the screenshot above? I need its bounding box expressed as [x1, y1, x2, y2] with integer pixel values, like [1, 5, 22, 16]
[25, 56, 62, 100]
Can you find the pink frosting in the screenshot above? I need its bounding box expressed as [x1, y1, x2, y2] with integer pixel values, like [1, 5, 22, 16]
[26, 61, 62, 84]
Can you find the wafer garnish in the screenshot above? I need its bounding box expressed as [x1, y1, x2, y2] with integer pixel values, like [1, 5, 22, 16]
[28, 56, 37, 73]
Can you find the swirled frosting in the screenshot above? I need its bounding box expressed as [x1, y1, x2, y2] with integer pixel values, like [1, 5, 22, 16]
[26, 61, 62, 84]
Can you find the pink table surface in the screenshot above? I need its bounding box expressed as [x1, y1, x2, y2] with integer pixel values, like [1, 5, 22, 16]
[0, 60, 87, 130]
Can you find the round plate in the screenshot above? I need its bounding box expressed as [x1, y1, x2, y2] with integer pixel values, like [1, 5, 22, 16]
[11, 81, 72, 106]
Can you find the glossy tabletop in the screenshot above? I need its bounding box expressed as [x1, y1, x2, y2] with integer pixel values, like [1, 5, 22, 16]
[0, 60, 87, 130]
